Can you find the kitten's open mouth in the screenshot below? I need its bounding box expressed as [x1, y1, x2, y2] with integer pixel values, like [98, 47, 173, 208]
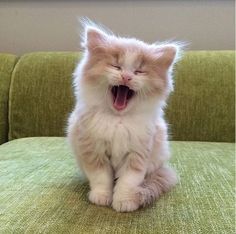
[111, 85, 135, 111]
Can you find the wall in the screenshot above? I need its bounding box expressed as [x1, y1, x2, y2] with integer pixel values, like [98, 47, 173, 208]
[0, 0, 234, 55]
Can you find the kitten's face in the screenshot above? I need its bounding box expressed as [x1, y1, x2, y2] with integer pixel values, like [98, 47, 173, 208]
[79, 26, 180, 113]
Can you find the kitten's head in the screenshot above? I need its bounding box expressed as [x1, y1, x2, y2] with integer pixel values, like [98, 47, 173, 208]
[74, 21, 183, 114]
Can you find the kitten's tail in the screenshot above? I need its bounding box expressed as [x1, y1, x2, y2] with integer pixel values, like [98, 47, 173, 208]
[138, 166, 178, 207]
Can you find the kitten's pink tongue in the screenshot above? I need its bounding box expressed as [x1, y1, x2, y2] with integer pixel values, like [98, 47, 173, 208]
[114, 86, 129, 110]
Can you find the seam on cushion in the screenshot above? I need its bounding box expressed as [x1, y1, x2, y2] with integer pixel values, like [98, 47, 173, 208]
[8, 55, 20, 141]
[0, 55, 18, 144]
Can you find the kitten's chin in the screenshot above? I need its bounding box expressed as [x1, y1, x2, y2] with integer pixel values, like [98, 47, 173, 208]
[110, 85, 135, 112]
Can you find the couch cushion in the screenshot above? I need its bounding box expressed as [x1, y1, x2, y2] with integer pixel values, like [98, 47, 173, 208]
[166, 51, 235, 142]
[8, 51, 235, 142]
[0, 53, 18, 144]
[8, 52, 80, 140]
[0, 138, 234, 233]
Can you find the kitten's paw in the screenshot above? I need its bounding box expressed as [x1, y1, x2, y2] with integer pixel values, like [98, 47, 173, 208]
[112, 199, 139, 212]
[89, 190, 112, 206]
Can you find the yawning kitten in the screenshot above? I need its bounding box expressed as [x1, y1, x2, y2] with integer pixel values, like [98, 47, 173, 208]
[67, 20, 183, 212]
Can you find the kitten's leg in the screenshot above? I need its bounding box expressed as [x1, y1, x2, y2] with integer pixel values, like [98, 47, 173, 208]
[67, 116, 113, 206]
[112, 152, 146, 212]
[137, 122, 178, 207]
[82, 157, 114, 206]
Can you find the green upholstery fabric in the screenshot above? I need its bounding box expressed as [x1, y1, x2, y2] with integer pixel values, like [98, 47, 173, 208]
[166, 51, 235, 142]
[0, 53, 18, 144]
[0, 137, 234, 233]
[8, 51, 235, 142]
[1, 51, 234, 233]
[9, 52, 80, 140]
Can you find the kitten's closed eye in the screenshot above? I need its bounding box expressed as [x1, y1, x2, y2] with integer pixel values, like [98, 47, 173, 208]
[134, 70, 146, 75]
[110, 64, 146, 75]
[111, 64, 122, 70]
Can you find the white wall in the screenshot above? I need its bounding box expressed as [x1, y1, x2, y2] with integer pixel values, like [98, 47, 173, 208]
[0, 0, 235, 55]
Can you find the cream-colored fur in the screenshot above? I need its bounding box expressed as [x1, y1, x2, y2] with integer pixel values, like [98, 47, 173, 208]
[67, 21, 182, 212]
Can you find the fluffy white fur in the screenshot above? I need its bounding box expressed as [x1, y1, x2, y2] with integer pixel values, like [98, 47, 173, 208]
[67, 20, 182, 212]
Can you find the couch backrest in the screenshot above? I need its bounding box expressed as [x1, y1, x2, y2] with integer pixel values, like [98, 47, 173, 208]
[0, 53, 18, 144]
[7, 51, 235, 142]
[8, 52, 79, 140]
[166, 51, 235, 142]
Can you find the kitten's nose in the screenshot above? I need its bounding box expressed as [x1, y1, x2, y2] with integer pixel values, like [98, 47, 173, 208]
[121, 73, 132, 83]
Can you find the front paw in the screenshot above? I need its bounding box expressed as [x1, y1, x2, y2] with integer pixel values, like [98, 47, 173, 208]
[89, 190, 112, 206]
[112, 199, 139, 212]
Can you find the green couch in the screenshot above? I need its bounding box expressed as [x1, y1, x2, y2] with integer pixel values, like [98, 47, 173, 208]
[0, 51, 234, 234]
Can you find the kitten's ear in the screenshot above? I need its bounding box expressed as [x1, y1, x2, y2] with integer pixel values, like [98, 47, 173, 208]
[152, 43, 183, 69]
[82, 26, 108, 51]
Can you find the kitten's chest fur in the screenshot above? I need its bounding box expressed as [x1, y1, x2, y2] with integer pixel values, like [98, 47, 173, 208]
[81, 110, 154, 170]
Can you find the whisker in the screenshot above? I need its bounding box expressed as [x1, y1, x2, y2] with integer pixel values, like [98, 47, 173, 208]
[137, 88, 151, 102]
[104, 86, 110, 100]
[85, 79, 108, 91]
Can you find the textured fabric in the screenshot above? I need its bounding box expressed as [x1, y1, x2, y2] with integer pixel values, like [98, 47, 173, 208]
[0, 137, 234, 233]
[8, 51, 235, 142]
[0, 53, 18, 144]
[9, 52, 81, 140]
[166, 51, 235, 142]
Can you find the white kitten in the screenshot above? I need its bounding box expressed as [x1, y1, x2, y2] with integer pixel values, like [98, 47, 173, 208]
[67, 21, 183, 212]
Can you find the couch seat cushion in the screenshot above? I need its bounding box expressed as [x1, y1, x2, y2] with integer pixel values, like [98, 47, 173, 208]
[0, 137, 234, 233]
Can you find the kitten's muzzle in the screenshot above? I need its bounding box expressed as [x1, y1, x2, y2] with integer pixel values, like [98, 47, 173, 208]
[121, 73, 132, 84]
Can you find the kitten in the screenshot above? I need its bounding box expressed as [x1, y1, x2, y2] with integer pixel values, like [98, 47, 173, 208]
[67, 20, 183, 212]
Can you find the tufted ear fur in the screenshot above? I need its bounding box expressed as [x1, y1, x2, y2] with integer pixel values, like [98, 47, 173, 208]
[83, 27, 109, 51]
[152, 43, 183, 70]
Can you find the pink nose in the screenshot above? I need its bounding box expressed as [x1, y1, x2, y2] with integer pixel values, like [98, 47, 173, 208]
[122, 74, 132, 83]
